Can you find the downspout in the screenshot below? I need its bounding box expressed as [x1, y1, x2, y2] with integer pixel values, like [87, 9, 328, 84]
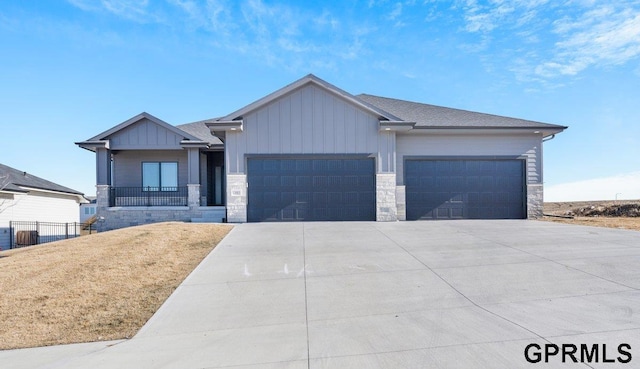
[542, 134, 556, 142]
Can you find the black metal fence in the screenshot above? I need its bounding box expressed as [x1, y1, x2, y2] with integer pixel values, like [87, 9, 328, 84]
[8, 221, 87, 249]
[109, 187, 189, 207]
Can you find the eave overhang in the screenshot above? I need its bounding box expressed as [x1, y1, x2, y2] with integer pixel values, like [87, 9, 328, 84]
[379, 121, 416, 132]
[205, 120, 244, 142]
[75, 140, 110, 152]
[404, 126, 567, 138]
[180, 140, 210, 149]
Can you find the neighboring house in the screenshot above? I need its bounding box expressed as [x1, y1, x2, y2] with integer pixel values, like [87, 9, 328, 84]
[0, 163, 86, 250]
[77, 74, 566, 231]
[80, 196, 97, 223]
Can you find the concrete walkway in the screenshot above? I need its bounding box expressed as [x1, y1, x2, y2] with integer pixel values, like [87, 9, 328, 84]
[2, 221, 639, 368]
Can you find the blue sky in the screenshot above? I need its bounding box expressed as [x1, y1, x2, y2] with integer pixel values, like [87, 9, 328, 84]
[1, 0, 639, 201]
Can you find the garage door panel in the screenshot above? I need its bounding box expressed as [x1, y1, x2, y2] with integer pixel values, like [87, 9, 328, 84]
[406, 159, 525, 220]
[296, 176, 312, 187]
[248, 157, 375, 222]
[296, 160, 312, 171]
[359, 176, 375, 187]
[281, 192, 295, 204]
[281, 176, 295, 186]
[313, 176, 327, 187]
[296, 192, 310, 203]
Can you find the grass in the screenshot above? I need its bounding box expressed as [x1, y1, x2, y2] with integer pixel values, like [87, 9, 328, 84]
[543, 200, 640, 232]
[0, 222, 232, 350]
[541, 216, 640, 232]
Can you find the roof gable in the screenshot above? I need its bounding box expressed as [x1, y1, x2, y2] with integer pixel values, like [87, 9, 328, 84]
[219, 74, 402, 122]
[86, 112, 203, 142]
[0, 163, 83, 195]
[77, 112, 209, 151]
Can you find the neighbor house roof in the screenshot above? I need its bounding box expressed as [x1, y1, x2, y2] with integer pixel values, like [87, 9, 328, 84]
[357, 94, 567, 131]
[0, 163, 84, 195]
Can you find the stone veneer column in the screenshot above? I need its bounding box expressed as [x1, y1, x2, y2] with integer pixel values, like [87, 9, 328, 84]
[395, 185, 406, 221]
[95, 185, 110, 232]
[376, 173, 397, 221]
[527, 184, 543, 219]
[187, 184, 200, 208]
[226, 174, 247, 223]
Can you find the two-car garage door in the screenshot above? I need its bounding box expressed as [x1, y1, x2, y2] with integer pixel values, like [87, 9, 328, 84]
[247, 157, 376, 222]
[405, 159, 526, 220]
[246, 157, 526, 222]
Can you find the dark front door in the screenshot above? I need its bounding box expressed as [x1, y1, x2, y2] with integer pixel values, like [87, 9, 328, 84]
[247, 157, 376, 222]
[405, 159, 526, 220]
[206, 151, 225, 206]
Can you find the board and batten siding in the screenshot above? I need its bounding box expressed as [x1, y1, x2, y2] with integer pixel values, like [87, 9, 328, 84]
[108, 118, 184, 150]
[0, 191, 80, 250]
[395, 133, 542, 185]
[112, 150, 189, 187]
[225, 84, 395, 173]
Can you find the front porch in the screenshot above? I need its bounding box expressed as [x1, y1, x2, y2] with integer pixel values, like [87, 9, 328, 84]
[76, 113, 227, 232]
[96, 185, 226, 231]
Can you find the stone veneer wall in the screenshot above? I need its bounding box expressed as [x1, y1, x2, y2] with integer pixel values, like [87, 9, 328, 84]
[226, 174, 247, 223]
[376, 173, 397, 221]
[527, 184, 544, 219]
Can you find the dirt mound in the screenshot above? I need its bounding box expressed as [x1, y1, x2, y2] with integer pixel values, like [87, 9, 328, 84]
[569, 203, 640, 217]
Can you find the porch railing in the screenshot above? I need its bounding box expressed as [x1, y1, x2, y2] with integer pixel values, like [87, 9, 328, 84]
[109, 187, 188, 207]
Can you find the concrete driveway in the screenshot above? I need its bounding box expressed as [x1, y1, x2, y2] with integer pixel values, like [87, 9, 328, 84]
[2, 220, 640, 368]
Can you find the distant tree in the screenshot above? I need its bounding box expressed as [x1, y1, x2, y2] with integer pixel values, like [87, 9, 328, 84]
[0, 174, 19, 214]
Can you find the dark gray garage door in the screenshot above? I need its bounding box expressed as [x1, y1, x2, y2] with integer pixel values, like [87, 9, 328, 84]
[405, 159, 525, 220]
[247, 157, 375, 222]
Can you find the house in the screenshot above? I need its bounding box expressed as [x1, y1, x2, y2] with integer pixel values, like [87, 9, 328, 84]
[0, 163, 87, 250]
[76, 74, 566, 231]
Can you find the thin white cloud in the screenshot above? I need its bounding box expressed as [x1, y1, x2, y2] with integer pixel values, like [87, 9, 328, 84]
[102, 0, 149, 17]
[545, 172, 640, 202]
[314, 10, 340, 31]
[389, 2, 403, 20]
[66, 0, 161, 22]
[457, 1, 640, 82]
[537, 6, 640, 77]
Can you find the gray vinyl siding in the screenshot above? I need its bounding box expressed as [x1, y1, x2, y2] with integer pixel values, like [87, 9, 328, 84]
[225, 84, 394, 174]
[200, 153, 208, 191]
[112, 150, 189, 187]
[396, 133, 542, 185]
[108, 118, 184, 150]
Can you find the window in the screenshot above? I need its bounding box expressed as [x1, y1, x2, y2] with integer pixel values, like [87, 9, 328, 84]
[84, 207, 96, 215]
[142, 162, 178, 191]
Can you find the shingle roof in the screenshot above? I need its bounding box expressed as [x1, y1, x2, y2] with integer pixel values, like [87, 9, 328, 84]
[357, 94, 567, 129]
[176, 120, 224, 145]
[0, 163, 84, 195]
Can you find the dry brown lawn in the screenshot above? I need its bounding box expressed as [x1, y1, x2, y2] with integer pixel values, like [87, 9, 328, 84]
[541, 216, 640, 232]
[0, 222, 232, 350]
[543, 200, 640, 232]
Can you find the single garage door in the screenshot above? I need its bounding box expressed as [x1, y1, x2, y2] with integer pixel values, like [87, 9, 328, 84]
[247, 157, 375, 222]
[405, 159, 525, 220]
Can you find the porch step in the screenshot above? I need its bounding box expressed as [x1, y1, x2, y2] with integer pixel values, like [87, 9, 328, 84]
[191, 217, 224, 223]
[191, 208, 226, 223]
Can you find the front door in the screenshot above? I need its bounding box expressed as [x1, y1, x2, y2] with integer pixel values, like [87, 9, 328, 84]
[206, 151, 225, 206]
